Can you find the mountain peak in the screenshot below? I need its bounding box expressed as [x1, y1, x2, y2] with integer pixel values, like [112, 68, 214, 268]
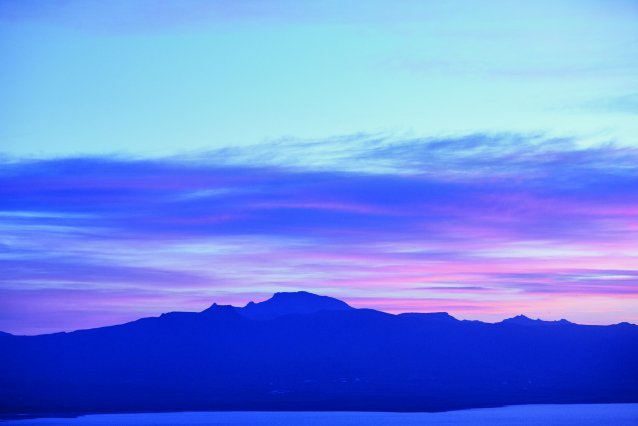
[201, 303, 244, 317]
[234, 291, 354, 320]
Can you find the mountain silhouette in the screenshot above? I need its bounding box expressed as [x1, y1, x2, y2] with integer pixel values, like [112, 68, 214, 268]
[1, 292, 637, 416]
[500, 315, 574, 326]
[397, 312, 459, 323]
[234, 291, 354, 320]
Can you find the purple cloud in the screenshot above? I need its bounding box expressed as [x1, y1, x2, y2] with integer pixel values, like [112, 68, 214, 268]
[1, 135, 637, 333]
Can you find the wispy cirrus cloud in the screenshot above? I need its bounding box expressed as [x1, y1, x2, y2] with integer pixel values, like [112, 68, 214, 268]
[1, 134, 637, 333]
[581, 93, 638, 115]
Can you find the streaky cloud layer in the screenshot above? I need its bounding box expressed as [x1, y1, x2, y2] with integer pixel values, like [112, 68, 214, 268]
[1, 134, 637, 334]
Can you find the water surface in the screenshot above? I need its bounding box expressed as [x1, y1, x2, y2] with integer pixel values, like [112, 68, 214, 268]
[3, 404, 637, 425]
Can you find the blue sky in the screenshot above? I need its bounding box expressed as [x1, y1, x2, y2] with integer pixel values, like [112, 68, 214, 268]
[1, 0, 637, 334]
[1, 0, 637, 158]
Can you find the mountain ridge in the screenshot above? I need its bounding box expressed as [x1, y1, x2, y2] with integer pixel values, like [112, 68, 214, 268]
[500, 314, 574, 326]
[3, 291, 634, 337]
[1, 291, 637, 415]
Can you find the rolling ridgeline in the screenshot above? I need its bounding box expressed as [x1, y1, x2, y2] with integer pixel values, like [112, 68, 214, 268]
[1, 291, 637, 414]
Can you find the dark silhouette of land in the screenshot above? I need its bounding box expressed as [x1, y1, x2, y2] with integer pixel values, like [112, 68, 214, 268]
[1, 291, 637, 416]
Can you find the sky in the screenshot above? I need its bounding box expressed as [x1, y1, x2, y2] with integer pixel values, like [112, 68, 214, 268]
[1, 0, 637, 334]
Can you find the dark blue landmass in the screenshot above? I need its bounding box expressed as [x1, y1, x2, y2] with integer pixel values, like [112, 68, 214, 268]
[1, 291, 637, 416]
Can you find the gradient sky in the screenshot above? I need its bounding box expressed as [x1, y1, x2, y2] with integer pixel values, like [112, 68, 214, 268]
[1, 0, 637, 334]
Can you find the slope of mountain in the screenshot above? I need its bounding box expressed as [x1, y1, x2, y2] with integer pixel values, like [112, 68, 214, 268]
[1, 293, 637, 416]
